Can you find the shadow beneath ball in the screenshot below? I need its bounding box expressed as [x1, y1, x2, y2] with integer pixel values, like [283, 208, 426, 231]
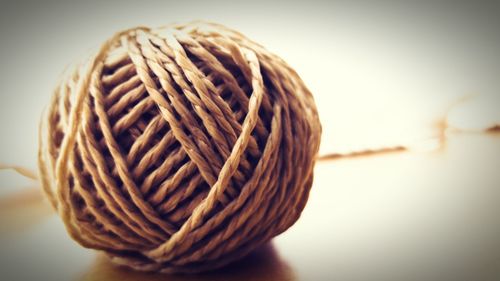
[79, 243, 296, 281]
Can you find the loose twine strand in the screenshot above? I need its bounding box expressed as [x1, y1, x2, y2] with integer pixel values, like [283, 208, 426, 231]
[0, 164, 38, 180]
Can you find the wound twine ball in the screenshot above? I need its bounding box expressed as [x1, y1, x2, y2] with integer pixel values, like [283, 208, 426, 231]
[38, 21, 321, 273]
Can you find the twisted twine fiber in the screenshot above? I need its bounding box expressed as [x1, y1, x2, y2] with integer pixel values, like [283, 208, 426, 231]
[38, 21, 321, 273]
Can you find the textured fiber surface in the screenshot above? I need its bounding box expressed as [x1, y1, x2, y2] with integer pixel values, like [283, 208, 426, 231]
[38, 21, 321, 273]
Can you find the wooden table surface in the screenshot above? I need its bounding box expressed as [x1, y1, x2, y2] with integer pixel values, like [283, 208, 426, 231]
[1, 132, 500, 281]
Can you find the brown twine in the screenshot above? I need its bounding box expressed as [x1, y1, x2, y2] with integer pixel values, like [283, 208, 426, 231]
[1, 21, 491, 273]
[36, 21, 322, 273]
[3, 22, 485, 274]
[0, 164, 38, 180]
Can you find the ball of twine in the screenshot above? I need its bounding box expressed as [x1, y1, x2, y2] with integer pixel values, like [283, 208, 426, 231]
[38, 21, 321, 273]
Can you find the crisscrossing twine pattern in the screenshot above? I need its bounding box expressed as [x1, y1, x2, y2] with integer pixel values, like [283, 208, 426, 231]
[38, 22, 321, 273]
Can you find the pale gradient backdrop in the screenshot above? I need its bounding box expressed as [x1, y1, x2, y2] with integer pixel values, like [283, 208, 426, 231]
[1, 0, 499, 167]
